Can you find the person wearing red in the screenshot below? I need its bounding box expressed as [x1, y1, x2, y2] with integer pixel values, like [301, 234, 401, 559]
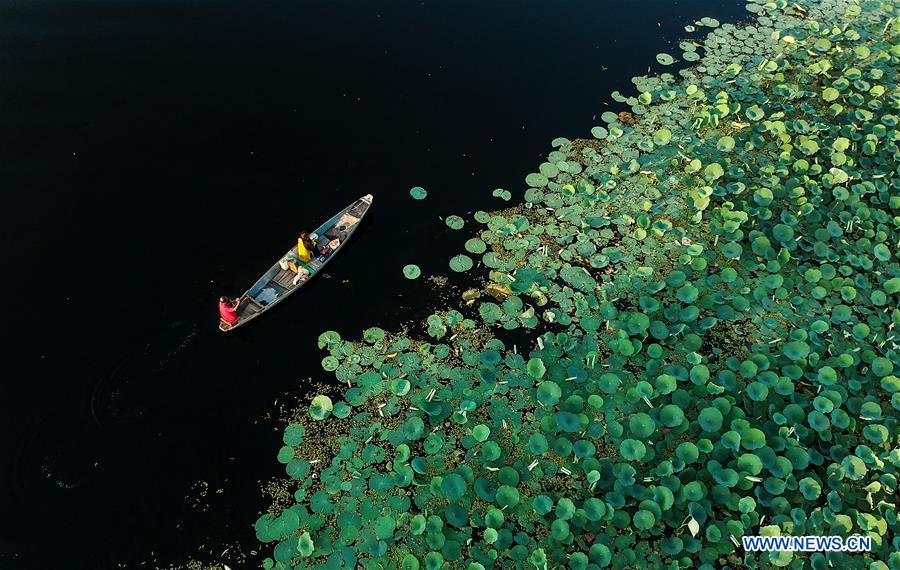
[218, 296, 241, 325]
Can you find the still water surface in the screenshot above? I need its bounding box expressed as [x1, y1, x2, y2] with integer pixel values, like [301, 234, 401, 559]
[0, 1, 745, 566]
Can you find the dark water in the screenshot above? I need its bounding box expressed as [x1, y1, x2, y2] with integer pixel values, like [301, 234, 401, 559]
[0, 1, 746, 567]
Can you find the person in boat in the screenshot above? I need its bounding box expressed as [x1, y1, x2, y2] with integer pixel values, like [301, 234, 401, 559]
[297, 231, 315, 263]
[218, 296, 241, 325]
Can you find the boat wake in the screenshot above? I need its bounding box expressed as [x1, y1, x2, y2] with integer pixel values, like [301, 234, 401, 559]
[90, 320, 199, 429]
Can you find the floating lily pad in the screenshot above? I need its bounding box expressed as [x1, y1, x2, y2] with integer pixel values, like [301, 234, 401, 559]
[591, 126, 608, 139]
[492, 188, 512, 201]
[656, 53, 674, 65]
[282, 424, 305, 446]
[449, 254, 473, 272]
[465, 238, 487, 254]
[403, 264, 421, 279]
[445, 215, 465, 230]
[309, 395, 333, 420]
[653, 128, 672, 145]
[525, 172, 548, 187]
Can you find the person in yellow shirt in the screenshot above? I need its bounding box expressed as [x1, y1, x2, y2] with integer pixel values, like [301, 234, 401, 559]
[297, 230, 314, 262]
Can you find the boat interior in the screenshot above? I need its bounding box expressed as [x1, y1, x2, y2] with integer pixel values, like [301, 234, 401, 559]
[239, 197, 371, 318]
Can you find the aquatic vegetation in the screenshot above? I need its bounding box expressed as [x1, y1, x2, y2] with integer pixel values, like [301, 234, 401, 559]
[449, 254, 473, 272]
[493, 188, 513, 201]
[445, 215, 466, 230]
[257, 0, 900, 568]
[403, 264, 422, 280]
[410, 187, 428, 200]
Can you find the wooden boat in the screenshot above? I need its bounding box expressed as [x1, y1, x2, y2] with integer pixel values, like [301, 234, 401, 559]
[219, 194, 373, 331]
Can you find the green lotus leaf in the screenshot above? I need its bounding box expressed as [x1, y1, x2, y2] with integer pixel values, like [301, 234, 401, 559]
[440, 473, 467, 500]
[409, 514, 426, 535]
[401, 554, 420, 570]
[464, 238, 487, 254]
[535, 381, 560, 407]
[317, 330, 341, 349]
[449, 254, 473, 272]
[799, 477, 821, 500]
[653, 128, 672, 146]
[659, 404, 684, 427]
[808, 411, 830, 431]
[672, 442, 699, 465]
[309, 395, 333, 420]
[676, 284, 699, 303]
[492, 188, 512, 201]
[410, 186, 427, 200]
[600, 111, 618, 124]
[391, 377, 411, 396]
[598, 372, 621, 393]
[527, 358, 547, 380]
[555, 411, 581, 432]
[362, 327, 385, 344]
[482, 527, 498, 545]
[273, 536, 299, 563]
[555, 497, 576, 520]
[276, 445, 294, 464]
[884, 278, 900, 294]
[629, 413, 655, 438]
[690, 364, 710, 384]
[583, 497, 607, 521]
[741, 428, 766, 450]
[525, 172, 548, 187]
[746, 105, 764, 121]
[772, 223, 794, 243]
[634, 509, 656, 531]
[297, 529, 315, 557]
[620, 439, 646, 460]
[872, 357, 893, 377]
[495, 485, 520, 507]
[283, 423, 305, 446]
[403, 416, 425, 440]
[703, 162, 724, 181]
[551, 518, 569, 540]
[591, 126, 608, 139]
[286, 458, 310, 480]
[783, 341, 811, 361]
[573, 439, 596, 459]
[479, 302, 502, 323]
[472, 424, 490, 442]
[481, 441, 501, 462]
[698, 407, 723, 432]
[656, 53, 674, 65]
[539, 162, 559, 178]
[321, 355, 339, 372]
[445, 215, 465, 230]
[532, 495, 553, 515]
[403, 264, 421, 279]
[527, 433, 549, 454]
[822, 87, 839, 101]
[747, 382, 769, 401]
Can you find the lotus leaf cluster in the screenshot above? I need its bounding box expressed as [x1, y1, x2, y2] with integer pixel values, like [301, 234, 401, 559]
[258, 0, 900, 568]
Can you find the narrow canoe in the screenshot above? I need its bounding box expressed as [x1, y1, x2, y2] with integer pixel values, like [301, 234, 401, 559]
[219, 194, 373, 332]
